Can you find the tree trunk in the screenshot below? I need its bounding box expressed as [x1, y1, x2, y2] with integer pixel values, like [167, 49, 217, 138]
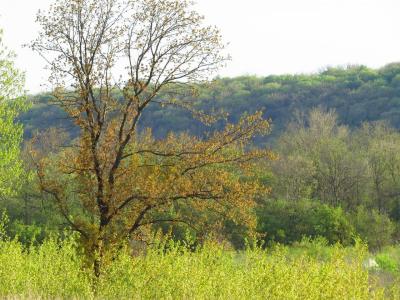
[93, 237, 105, 278]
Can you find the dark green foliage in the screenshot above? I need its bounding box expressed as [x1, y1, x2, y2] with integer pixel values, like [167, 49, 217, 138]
[20, 93, 76, 139]
[0, 169, 67, 245]
[21, 63, 400, 144]
[257, 199, 355, 246]
[350, 206, 396, 250]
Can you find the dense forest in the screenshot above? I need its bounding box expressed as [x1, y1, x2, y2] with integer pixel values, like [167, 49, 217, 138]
[21, 63, 400, 143]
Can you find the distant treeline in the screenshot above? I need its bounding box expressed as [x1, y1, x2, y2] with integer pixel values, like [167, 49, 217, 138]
[21, 63, 400, 144]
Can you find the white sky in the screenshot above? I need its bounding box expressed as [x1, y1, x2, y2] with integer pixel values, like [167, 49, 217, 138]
[0, 0, 399, 94]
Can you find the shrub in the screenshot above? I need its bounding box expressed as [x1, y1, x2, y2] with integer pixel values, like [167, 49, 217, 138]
[0, 214, 398, 299]
[0, 236, 92, 298]
[0, 236, 391, 299]
[350, 206, 395, 250]
[375, 253, 399, 273]
[257, 199, 355, 246]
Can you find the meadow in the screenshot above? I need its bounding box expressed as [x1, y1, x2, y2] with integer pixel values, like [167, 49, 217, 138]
[1, 232, 399, 300]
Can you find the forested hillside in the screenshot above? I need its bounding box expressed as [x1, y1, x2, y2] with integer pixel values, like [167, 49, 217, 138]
[21, 63, 400, 143]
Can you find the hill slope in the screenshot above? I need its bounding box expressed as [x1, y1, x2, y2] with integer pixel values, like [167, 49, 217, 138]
[21, 63, 400, 143]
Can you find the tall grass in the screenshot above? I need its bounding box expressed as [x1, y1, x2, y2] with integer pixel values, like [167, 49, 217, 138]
[1, 232, 399, 299]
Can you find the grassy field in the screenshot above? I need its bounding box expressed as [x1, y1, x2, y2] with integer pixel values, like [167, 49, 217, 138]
[0, 235, 399, 300]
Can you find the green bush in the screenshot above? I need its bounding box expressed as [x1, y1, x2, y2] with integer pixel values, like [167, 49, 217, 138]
[257, 199, 355, 246]
[350, 206, 395, 250]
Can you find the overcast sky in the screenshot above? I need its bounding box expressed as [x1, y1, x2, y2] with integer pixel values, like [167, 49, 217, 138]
[0, 0, 399, 94]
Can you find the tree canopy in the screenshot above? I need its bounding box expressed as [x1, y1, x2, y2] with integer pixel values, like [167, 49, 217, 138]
[28, 0, 273, 276]
[0, 30, 27, 197]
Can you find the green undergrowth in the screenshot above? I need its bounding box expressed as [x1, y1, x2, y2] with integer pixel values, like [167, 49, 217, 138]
[1, 231, 400, 300]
